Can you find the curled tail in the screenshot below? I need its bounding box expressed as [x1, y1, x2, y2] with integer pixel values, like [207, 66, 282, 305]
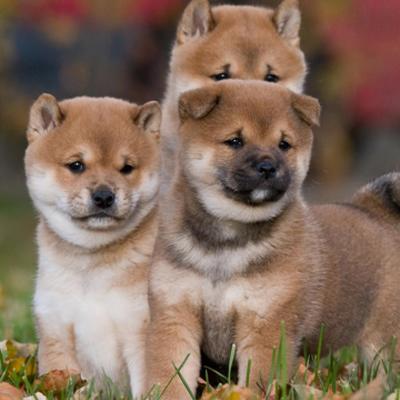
[351, 172, 400, 226]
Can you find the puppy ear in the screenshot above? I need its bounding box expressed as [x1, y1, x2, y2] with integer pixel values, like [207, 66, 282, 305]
[291, 93, 321, 127]
[134, 101, 161, 136]
[179, 87, 219, 122]
[27, 93, 63, 143]
[273, 0, 301, 47]
[177, 0, 215, 45]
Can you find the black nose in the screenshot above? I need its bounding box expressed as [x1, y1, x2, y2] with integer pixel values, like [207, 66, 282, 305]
[92, 187, 115, 209]
[255, 161, 277, 179]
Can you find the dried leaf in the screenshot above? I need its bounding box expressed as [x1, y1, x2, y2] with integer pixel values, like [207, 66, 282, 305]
[39, 369, 84, 395]
[0, 341, 37, 359]
[292, 384, 323, 400]
[22, 393, 46, 400]
[8, 357, 26, 375]
[387, 390, 400, 400]
[0, 382, 24, 400]
[348, 377, 384, 400]
[200, 384, 260, 400]
[295, 359, 316, 386]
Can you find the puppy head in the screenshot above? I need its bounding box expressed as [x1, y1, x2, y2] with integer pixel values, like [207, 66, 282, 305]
[178, 81, 320, 223]
[170, 0, 306, 98]
[25, 94, 161, 248]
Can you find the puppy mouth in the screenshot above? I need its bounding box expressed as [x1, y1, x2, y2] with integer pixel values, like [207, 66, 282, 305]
[222, 184, 286, 205]
[72, 212, 123, 222]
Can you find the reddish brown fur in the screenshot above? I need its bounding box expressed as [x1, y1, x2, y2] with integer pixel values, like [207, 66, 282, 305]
[25, 95, 161, 396]
[161, 0, 306, 187]
[146, 81, 400, 398]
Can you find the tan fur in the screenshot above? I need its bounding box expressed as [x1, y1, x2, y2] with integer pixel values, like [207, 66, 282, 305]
[146, 81, 400, 398]
[161, 0, 306, 188]
[25, 94, 161, 396]
[351, 172, 400, 229]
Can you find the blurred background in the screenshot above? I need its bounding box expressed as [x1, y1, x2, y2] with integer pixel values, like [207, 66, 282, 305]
[0, 0, 399, 342]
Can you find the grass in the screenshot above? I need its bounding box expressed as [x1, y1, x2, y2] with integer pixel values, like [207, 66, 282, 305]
[3, 329, 400, 399]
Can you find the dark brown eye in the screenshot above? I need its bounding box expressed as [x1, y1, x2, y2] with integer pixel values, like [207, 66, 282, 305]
[279, 140, 291, 151]
[120, 164, 135, 175]
[224, 137, 244, 149]
[265, 73, 280, 83]
[67, 161, 85, 173]
[212, 72, 230, 81]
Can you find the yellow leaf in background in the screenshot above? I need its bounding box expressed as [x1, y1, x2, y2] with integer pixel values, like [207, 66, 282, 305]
[24, 357, 37, 378]
[5, 341, 17, 360]
[0, 341, 37, 359]
[8, 357, 25, 374]
[227, 392, 241, 400]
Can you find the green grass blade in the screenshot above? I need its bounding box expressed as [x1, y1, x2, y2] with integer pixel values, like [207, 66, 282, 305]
[172, 361, 196, 400]
[245, 358, 252, 388]
[227, 344, 236, 384]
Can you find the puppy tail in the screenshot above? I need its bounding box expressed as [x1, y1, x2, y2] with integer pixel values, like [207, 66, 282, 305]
[351, 172, 400, 227]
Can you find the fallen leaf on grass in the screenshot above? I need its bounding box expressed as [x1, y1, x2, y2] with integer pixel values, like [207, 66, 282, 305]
[22, 393, 46, 400]
[0, 341, 37, 359]
[0, 341, 37, 380]
[348, 377, 384, 400]
[295, 359, 316, 386]
[73, 385, 99, 400]
[0, 382, 24, 400]
[38, 369, 85, 395]
[386, 390, 400, 400]
[200, 384, 261, 400]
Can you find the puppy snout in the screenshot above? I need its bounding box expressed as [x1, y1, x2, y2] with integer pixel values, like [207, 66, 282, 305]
[92, 186, 115, 209]
[254, 160, 277, 179]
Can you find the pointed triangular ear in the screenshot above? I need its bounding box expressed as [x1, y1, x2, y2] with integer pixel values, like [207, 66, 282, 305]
[27, 93, 63, 143]
[291, 93, 321, 127]
[134, 101, 161, 136]
[273, 0, 301, 47]
[177, 0, 215, 45]
[179, 87, 220, 122]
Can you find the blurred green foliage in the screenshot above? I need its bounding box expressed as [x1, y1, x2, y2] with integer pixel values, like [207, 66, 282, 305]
[0, 194, 36, 342]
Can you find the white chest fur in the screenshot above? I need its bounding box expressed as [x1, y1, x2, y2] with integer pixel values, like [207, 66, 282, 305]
[35, 241, 149, 392]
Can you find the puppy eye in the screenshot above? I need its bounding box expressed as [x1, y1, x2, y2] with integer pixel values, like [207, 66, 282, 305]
[120, 164, 135, 175]
[279, 140, 291, 151]
[212, 72, 230, 81]
[224, 137, 244, 149]
[265, 73, 280, 83]
[67, 161, 85, 173]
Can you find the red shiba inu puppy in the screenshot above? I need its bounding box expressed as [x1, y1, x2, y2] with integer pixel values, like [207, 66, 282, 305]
[25, 94, 161, 397]
[146, 81, 400, 399]
[161, 0, 306, 184]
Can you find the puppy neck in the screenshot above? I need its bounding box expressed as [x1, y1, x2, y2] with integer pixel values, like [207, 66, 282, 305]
[162, 174, 308, 280]
[167, 172, 306, 248]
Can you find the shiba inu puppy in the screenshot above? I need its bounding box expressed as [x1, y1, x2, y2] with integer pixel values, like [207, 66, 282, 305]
[161, 0, 306, 184]
[25, 94, 161, 397]
[146, 81, 400, 399]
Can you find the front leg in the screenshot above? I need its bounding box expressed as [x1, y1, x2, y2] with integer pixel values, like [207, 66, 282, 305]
[146, 298, 202, 400]
[235, 311, 300, 394]
[37, 317, 81, 375]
